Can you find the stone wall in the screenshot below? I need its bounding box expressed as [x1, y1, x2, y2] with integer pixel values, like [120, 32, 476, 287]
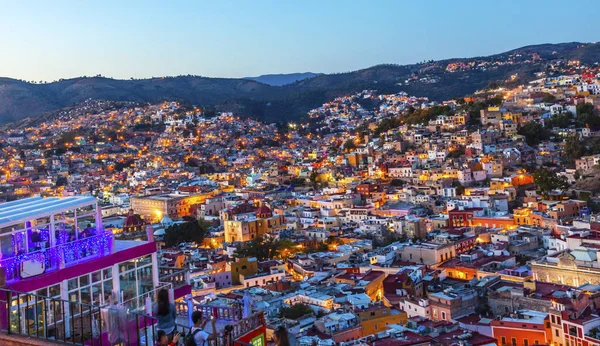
[488, 292, 553, 316]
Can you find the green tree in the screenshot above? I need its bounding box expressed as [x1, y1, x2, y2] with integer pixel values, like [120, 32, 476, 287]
[164, 220, 210, 247]
[533, 167, 569, 196]
[487, 95, 504, 106]
[452, 181, 465, 196]
[463, 101, 485, 126]
[344, 138, 357, 151]
[576, 103, 600, 127]
[309, 170, 319, 189]
[518, 122, 550, 146]
[59, 131, 77, 144]
[290, 177, 306, 187]
[234, 236, 283, 261]
[545, 113, 571, 129]
[279, 304, 313, 319]
[301, 239, 328, 253]
[375, 117, 401, 135]
[577, 103, 595, 117]
[447, 147, 465, 159]
[542, 93, 556, 103]
[390, 179, 405, 187]
[55, 176, 68, 187]
[564, 132, 585, 166]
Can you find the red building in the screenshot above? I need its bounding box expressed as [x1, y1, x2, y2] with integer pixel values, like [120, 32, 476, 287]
[454, 235, 478, 254]
[448, 208, 482, 229]
[559, 307, 600, 346]
[356, 183, 382, 199]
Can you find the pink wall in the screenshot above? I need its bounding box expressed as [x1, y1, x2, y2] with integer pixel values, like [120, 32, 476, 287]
[7, 242, 157, 293]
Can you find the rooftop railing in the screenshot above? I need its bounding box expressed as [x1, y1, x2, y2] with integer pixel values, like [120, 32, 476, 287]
[174, 300, 244, 322]
[0, 231, 113, 283]
[122, 283, 172, 313]
[159, 267, 190, 289]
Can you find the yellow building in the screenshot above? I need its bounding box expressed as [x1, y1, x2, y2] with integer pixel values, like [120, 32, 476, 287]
[503, 112, 522, 123]
[230, 257, 259, 285]
[356, 304, 407, 336]
[333, 270, 387, 302]
[513, 207, 533, 226]
[490, 179, 513, 192]
[224, 205, 285, 243]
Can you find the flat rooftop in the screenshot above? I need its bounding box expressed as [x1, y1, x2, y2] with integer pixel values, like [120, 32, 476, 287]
[499, 310, 548, 324]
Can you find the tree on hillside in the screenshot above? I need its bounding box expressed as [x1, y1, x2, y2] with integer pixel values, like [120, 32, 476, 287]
[576, 103, 600, 128]
[466, 104, 485, 126]
[487, 95, 504, 106]
[447, 147, 465, 159]
[545, 113, 571, 129]
[309, 170, 319, 189]
[452, 181, 465, 196]
[542, 93, 556, 103]
[164, 220, 210, 247]
[55, 176, 68, 187]
[518, 122, 550, 146]
[533, 167, 569, 196]
[374, 117, 401, 135]
[343, 138, 357, 151]
[564, 132, 585, 166]
[390, 179, 405, 187]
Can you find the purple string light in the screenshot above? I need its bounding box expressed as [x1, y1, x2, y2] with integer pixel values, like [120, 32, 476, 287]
[2, 231, 113, 281]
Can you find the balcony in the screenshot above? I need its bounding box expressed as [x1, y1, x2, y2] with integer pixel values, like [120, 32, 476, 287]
[175, 297, 245, 322]
[158, 267, 190, 290]
[0, 287, 266, 346]
[0, 231, 113, 283]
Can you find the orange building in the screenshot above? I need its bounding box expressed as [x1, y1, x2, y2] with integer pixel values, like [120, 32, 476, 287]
[472, 216, 516, 230]
[354, 304, 407, 336]
[511, 173, 534, 186]
[491, 310, 551, 346]
[513, 207, 533, 225]
[334, 270, 386, 302]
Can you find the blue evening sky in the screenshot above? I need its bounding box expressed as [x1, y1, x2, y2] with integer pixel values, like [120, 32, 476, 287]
[1, 0, 599, 81]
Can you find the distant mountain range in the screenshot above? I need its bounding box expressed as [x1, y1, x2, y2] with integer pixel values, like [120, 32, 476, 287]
[245, 72, 322, 86]
[1, 42, 600, 125]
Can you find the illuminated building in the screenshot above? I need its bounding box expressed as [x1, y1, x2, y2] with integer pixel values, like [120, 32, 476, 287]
[223, 205, 284, 243]
[131, 191, 210, 222]
[355, 303, 407, 337]
[333, 270, 386, 302]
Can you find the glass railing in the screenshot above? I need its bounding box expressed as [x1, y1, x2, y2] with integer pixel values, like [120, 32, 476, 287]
[0, 288, 264, 346]
[122, 283, 172, 312]
[158, 267, 189, 289]
[0, 231, 113, 282]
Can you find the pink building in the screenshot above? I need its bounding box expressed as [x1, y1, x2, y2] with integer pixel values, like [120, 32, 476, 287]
[0, 196, 191, 343]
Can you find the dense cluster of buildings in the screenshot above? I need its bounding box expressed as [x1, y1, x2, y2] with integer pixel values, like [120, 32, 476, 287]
[5, 59, 600, 345]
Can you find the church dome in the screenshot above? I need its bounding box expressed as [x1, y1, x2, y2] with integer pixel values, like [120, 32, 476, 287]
[161, 216, 174, 226]
[124, 209, 143, 227]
